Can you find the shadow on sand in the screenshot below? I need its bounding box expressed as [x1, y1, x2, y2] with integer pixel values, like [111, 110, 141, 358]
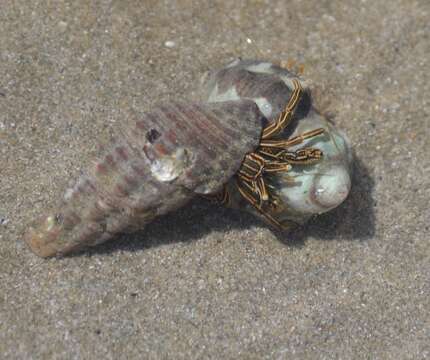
[82, 153, 375, 257]
[278, 155, 376, 247]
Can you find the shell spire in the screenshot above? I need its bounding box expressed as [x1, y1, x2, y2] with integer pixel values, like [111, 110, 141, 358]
[25, 100, 264, 257]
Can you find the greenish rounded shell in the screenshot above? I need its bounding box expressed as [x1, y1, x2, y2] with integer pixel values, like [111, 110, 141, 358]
[200, 59, 353, 227]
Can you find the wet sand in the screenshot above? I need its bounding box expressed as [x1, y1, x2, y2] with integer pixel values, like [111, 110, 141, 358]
[0, 1, 428, 358]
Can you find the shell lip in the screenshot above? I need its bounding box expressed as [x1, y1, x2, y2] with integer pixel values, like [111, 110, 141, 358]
[24, 215, 63, 258]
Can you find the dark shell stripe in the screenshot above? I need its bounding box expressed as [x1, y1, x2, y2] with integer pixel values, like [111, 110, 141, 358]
[209, 62, 315, 137]
[242, 74, 287, 101]
[25, 100, 264, 257]
[177, 105, 230, 155]
[177, 101, 263, 192]
[215, 68, 276, 99]
[163, 105, 218, 160]
[209, 61, 308, 122]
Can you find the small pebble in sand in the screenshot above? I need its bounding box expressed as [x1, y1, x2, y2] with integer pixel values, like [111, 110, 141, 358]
[57, 21, 68, 32]
[164, 40, 176, 48]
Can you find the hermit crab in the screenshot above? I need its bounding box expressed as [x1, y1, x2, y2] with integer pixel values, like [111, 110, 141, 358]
[25, 59, 352, 257]
[199, 59, 352, 228]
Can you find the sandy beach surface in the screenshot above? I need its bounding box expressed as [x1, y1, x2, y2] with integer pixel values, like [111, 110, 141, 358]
[0, 1, 428, 358]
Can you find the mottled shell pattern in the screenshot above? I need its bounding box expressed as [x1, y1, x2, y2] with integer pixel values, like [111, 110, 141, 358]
[200, 59, 352, 227]
[25, 101, 264, 257]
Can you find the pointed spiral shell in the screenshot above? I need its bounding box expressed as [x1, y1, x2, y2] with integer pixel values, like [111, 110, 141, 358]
[25, 100, 264, 257]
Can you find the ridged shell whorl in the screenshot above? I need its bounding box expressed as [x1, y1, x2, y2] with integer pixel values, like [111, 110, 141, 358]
[25, 100, 264, 257]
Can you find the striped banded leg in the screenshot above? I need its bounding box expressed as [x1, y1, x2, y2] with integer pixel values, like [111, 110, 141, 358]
[278, 148, 323, 164]
[235, 177, 284, 229]
[259, 128, 325, 150]
[261, 78, 303, 139]
[237, 153, 269, 204]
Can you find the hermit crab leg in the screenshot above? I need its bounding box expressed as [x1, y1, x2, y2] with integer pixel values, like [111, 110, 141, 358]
[261, 79, 303, 139]
[205, 76, 324, 230]
[238, 173, 269, 204]
[238, 153, 265, 180]
[259, 128, 325, 148]
[236, 178, 285, 229]
[214, 185, 230, 206]
[278, 148, 323, 164]
[261, 161, 292, 173]
[256, 177, 269, 201]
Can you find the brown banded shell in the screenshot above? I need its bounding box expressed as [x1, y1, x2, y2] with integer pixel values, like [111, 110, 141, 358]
[25, 100, 264, 257]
